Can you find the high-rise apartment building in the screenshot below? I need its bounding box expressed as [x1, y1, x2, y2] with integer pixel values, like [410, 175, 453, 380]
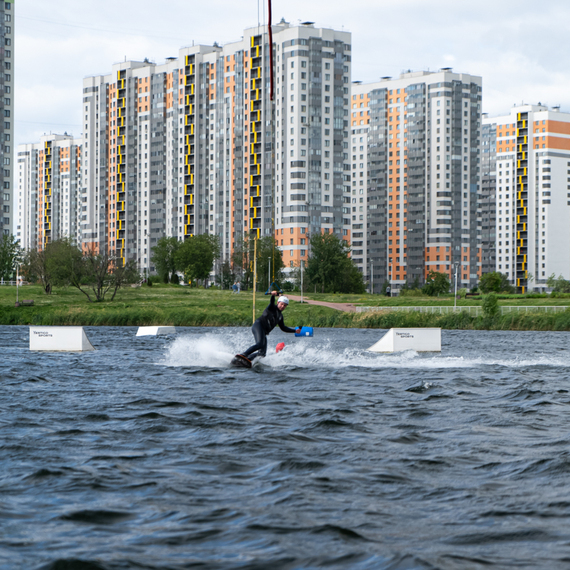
[480, 119, 497, 275]
[483, 104, 570, 292]
[351, 69, 483, 292]
[16, 134, 82, 250]
[81, 21, 351, 273]
[0, 0, 14, 236]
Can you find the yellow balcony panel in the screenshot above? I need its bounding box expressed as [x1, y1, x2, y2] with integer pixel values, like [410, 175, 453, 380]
[191, 123, 194, 135]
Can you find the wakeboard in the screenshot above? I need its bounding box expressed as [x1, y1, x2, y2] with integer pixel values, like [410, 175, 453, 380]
[231, 354, 253, 368]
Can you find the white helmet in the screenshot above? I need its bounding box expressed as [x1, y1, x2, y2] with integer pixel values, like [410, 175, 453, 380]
[277, 296, 289, 305]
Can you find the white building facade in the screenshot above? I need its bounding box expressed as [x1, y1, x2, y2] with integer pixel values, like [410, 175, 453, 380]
[16, 134, 81, 250]
[80, 21, 351, 274]
[484, 104, 570, 292]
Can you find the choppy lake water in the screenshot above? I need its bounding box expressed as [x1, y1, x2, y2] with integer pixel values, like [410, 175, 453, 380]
[2, 325, 570, 569]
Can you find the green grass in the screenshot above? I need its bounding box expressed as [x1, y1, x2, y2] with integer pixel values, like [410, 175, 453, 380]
[2, 284, 570, 330]
[301, 291, 570, 307]
[0, 284, 338, 327]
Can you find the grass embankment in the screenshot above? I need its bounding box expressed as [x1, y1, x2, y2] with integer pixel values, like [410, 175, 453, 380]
[2, 285, 570, 330]
[303, 291, 570, 307]
[0, 284, 337, 327]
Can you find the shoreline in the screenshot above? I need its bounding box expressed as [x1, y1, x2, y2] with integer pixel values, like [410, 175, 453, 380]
[2, 306, 570, 331]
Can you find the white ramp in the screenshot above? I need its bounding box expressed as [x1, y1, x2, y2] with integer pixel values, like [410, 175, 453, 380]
[136, 326, 176, 337]
[367, 328, 441, 353]
[30, 326, 95, 352]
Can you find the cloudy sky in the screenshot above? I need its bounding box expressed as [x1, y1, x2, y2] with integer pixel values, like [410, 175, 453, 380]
[15, 0, 570, 147]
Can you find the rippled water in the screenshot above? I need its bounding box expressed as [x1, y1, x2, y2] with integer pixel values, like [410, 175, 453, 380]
[2, 325, 570, 569]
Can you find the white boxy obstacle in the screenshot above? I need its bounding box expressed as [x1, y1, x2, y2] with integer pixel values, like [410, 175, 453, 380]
[29, 326, 95, 352]
[367, 328, 441, 353]
[136, 326, 176, 337]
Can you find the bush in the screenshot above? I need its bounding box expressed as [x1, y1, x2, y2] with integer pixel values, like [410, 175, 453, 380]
[399, 288, 424, 297]
[146, 279, 153, 287]
[482, 293, 499, 318]
[458, 288, 467, 299]
[422, 271, 450, 296]
[282, 281, 294, 292]
[171, 273, 180, 285]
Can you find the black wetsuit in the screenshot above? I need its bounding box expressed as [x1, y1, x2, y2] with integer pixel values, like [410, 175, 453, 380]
[243, 296, 296, 359]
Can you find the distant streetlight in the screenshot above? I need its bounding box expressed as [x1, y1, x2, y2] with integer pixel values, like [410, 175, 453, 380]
[454, 262, 459, 309]
[301, 259, 304, 304]
[15, 263, 20, 306]
[370, 261, 373, 294]
[268, 257, 271, 290]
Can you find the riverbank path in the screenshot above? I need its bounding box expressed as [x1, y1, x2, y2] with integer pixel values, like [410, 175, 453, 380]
[287, 295, 356, 313]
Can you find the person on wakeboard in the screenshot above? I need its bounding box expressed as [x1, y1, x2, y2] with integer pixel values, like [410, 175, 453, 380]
[237, 291, 300, 363]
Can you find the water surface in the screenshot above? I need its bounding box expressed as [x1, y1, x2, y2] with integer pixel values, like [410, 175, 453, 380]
[1, 326, 570, 569]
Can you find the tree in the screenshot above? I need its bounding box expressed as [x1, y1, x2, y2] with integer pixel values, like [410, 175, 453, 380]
[547, 273, 570, 293]
[24, 248, 52, 294]
[151, 237, 180, 283]
[232, 236, 253, 289]
[49, 241, 139, 302]
[305, 232, 365, 294]
[232, 235, 284, 291]
[23, 238, 75, 294]
[175, 234, 220, 286]
[422, 270, 450, 296]
[217, 259, 235, 290]
[0, 234, 21, 281]
[256, 236, 284, 292]
[479, 271, 514, 294]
